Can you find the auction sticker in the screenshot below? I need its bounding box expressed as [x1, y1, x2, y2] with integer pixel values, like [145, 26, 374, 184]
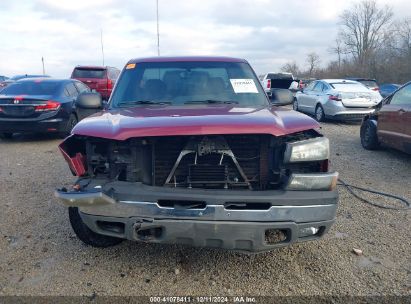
[230, 79, 258, 93]
[126, 63, 136, 69]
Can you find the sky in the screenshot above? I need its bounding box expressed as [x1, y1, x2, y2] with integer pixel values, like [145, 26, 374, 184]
[0, 0, 410, 78]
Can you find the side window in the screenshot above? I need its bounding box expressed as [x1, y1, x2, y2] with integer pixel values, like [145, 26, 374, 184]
[66, 82, 78, 98]
[313, 82, 323, 92]
[306, 81, 316, 91]
[322, 83, 329, 92]
[74, 81, 90, 93]
[390, 84, 411, 105]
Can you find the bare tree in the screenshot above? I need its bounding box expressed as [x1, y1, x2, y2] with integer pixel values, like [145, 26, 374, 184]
[328, 38, 347, 70]
[281, 61, 301, 76]
[338, 0, 393, 68]
[395, 18, 411, 55]
[306, 52, 320, 77]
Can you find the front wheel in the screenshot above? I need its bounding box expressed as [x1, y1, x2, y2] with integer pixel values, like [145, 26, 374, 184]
[360, 119, 379, 150]
[315, 104, 325, 122]
[59, 114, 78, 138]
[68, 207, 123, 247]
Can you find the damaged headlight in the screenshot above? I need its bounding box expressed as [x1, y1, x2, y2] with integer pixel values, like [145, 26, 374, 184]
[284, 137, 329, 163]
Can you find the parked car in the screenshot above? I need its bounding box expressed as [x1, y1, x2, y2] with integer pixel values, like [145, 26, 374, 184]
[71, 66, 120, 100]
[345, 78, 379, 91]
[260, 72, 297, 105]
[361, 81, 411, 154]
[0, 74, 50, 91]
[0, 78, 91, 139]
[55, 56, 338, 253]
[294, 79, 382, 121]
[0, 76, 8, 82]
[379, 83, 401, 98]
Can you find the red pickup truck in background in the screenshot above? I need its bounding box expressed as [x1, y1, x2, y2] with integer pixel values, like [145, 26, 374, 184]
[71, 66, 120, 100]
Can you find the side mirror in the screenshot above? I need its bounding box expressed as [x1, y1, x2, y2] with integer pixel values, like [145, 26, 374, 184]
[270, 89, 294, 106]
[76, 92, 103, 109]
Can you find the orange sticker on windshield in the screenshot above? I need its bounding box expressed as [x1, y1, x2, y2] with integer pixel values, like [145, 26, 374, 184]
[126, 63, 136, 69]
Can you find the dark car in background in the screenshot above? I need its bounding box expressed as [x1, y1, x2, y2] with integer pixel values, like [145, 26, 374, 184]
[379, 83, 401, 98]
[346, 78, 379, 91]
[0, 76, 8, 82]
[0, 78, 91, 139]
[71, 66, 120, 100]
[361, 81, 411, 154]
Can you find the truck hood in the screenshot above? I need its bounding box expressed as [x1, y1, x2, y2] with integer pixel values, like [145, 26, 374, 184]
[72, 105, 319, 140]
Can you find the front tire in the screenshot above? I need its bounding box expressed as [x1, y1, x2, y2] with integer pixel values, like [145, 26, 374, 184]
[360, 119, 379, 150]
[59, 114, 78, 138]
[68, 207, 123, 247]
[315, 104, 325, 122]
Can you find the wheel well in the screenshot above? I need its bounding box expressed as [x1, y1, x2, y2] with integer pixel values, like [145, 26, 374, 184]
[363, 114, 378, 123]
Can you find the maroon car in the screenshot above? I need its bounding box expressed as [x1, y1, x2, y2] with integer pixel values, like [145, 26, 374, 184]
[55, 56, 338, 253]
[361, 81, 411, 154]
[71, 66, 120, 100]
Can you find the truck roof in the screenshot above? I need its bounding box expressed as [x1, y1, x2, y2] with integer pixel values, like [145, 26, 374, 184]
[127, 56, 247, 64]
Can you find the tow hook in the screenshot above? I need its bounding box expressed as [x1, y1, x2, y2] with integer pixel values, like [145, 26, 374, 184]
[133, 222, 142, 230]
[133, 219, 163, 241]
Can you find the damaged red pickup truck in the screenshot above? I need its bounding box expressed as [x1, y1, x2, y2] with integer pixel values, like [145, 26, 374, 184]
[55, 56, 338, 252]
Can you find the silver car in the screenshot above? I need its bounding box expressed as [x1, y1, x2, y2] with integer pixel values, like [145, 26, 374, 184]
[294, 79, 382, 121]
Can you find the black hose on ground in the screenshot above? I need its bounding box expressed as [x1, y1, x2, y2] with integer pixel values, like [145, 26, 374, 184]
[337, 178, 410, 211]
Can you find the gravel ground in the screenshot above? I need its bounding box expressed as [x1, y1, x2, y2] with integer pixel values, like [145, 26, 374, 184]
[0, 121, 410, 298]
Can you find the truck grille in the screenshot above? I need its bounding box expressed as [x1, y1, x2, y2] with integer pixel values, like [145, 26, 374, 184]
[153, 135, 267, 189]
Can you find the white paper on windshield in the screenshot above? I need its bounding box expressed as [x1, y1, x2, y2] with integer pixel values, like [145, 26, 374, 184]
[230, 79, 258, 93]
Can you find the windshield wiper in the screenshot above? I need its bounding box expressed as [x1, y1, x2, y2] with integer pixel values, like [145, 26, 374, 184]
[184, 99, 239, 104]
[117, 100, 171, 106]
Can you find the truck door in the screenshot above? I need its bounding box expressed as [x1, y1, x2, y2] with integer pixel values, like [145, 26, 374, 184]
[378, 83, 411, 152]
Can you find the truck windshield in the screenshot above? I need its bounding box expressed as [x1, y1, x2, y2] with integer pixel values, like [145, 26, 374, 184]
[110, 61, 268, 107]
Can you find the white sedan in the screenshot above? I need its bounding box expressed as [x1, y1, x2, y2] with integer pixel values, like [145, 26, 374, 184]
[294, 79, 382, 121]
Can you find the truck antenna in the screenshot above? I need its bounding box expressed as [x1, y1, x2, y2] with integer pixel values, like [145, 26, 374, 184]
[41, 57, 45, 75]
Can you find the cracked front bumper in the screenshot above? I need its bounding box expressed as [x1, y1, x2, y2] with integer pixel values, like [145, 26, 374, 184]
[55, 181, 338, 252]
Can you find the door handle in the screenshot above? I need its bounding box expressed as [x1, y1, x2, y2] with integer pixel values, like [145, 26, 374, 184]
[398, 108, 406, 114]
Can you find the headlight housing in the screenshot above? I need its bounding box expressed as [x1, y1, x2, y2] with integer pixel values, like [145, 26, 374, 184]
[284, 137, 329, 163]
[286, 172, 339, 191]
